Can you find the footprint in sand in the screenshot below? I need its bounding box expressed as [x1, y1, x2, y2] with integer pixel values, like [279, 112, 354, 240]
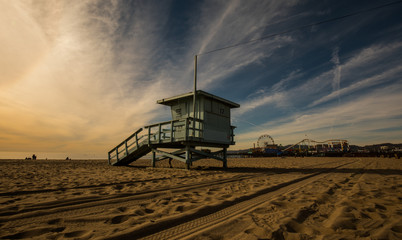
[134, 209, 146, 216]
[175, 204, 196, 212]
[175, 205, 185, 212]
[116, 207, 128, 213]
[112, 184, 124, 190]
[391, 225, 402, 233]
[374, 203, 387, 211]
[108, 215, 130, 224]
[325, 206, 358, 230]
[284, 219, 315, 235]
[64, 230, 91, 238]
[47, 218, 64, 225]
[144, 208, 155, 214]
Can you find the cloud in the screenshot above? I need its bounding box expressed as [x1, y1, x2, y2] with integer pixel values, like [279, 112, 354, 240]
[234, 92, 285, 116]
[235, 40, 402, 119]
[1, 1, 401, 157]
[0, 1, 175, 155]
[331, 46, 341, 103]
[309, 42, 402, 107]
[190, 1, 297, 89]
[310, 64, 402, 107]
[235, 82, 402, 148]
[1, 0, 301, 155]
[0, 1, 49, 87]
[271, 69, 304, 92]
[231, 39, 402, 149]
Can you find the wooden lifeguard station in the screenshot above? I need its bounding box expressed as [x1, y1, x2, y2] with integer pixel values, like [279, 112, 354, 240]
[108, 90, 240, 169]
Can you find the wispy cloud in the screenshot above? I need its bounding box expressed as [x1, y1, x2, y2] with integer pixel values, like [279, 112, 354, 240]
[235, 82, 402, 148]
[310, 64, 402, 107]
[330, 46, 341, 104]
[192, 1, 297, 89]
[236, 40, 402, 117]
[234, 92, 286, 116]
[271, 69, 304, 92]
[309, 42, 402, 107]
[0, 1, 175, 155]
[1, 0, 301, 154]
[233, 39, 402, 148]
[1, 1, 401, 157]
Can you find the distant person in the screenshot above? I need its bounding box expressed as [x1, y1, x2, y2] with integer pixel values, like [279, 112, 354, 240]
[66, 157, 70, 160]
[32, 154, 37, 160]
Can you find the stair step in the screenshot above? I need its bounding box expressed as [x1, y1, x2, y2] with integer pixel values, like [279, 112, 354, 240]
[110, 143, 151, 166]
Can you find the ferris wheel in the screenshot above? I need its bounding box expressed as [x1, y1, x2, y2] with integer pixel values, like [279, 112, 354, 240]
[257, 134, 275, 148]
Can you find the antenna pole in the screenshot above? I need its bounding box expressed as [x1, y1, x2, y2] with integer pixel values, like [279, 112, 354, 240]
[193, 55, 197, 137]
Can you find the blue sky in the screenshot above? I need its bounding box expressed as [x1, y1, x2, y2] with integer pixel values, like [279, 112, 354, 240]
[1, 0, 402, 158]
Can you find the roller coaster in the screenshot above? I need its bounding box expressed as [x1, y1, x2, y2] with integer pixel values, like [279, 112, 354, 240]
[234, 136, 400, 158]
[247, 137, 349, 157]
[233, 136, 350, 158]
[283, 139, 349, 153]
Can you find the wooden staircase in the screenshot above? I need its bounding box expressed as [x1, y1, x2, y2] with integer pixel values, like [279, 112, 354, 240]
[108, 118, 200, 166]
[108, 117, 232, 168]
[108, 128, 151, 166]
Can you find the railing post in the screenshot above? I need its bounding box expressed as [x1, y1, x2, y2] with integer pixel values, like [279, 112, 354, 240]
[108, 152, 111, 165]
[148, 127, 151, 145]
[230, 126, 235, 143]
[158, 124, 162, 143]
[125, 141, 128, 156]
[170, 121, 173, 142]
[185, 119, 189, 141]
[196, 119, 201, 138]
[135, 133, 139, 148]
[116, 148, 119, 161]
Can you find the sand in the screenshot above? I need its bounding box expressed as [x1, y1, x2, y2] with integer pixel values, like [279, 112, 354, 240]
[0, 157, 401, 239]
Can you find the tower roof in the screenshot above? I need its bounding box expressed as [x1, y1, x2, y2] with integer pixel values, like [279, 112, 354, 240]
[157, 90, 240, 108]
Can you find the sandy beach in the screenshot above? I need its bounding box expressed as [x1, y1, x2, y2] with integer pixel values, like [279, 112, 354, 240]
[0, 157, 401, 239]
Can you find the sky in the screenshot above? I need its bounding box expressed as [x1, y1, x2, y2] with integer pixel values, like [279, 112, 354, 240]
[1, 0, 402, 159]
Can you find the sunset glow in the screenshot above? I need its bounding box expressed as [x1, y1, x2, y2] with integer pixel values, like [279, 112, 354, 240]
[1, 0, 401, 159]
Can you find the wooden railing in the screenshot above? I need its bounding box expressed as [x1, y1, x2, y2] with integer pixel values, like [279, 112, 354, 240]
[108, 128, 145, 165]
[144, 117, 204, 143]
[108, 117, 204, 164]
[230, 125, 236, 144]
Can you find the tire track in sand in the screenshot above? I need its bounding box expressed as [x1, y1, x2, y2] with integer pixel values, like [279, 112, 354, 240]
[104, 160, 358, 240]
[265, 158, 376, 239]
[0, 171, 223, 197]
[0, 173, 267, 226]
[3, 158, 347, 222]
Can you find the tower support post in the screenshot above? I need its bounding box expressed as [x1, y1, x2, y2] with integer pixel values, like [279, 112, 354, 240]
[152, 149, 156, 167]
[185, 145, 191, 169]
[223, 147, 227, 169]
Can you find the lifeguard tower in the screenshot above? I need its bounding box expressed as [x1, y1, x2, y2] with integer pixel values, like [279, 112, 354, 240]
[108, 90, 240, 169]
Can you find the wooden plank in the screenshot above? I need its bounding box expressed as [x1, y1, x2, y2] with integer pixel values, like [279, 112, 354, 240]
[152, 149, 186, 163]
[155, 149, 186, 161]
[190, 148, 224, 162]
